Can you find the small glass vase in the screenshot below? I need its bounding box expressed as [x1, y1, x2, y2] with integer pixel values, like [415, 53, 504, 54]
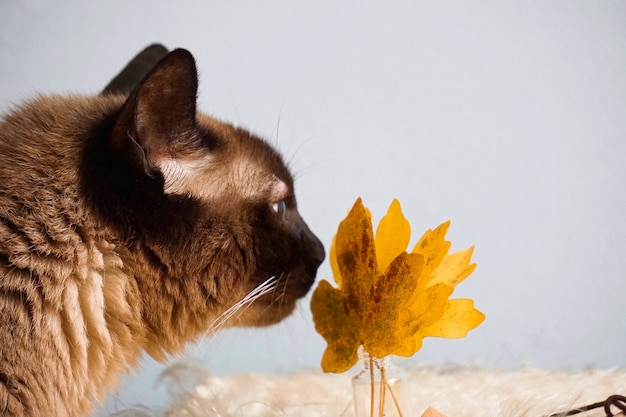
[352, 347, 410, 417]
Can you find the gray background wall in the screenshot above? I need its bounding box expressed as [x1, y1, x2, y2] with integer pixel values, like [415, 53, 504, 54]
[1, 1, 624, 414]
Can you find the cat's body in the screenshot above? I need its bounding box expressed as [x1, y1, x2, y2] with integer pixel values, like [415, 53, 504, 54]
[0, 47, 324, 417]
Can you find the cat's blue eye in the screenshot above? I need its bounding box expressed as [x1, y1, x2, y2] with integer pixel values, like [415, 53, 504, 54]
[271, 200, 287, 217]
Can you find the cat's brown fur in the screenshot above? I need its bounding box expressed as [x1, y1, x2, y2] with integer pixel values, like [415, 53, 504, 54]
[0, 48, 324, 416]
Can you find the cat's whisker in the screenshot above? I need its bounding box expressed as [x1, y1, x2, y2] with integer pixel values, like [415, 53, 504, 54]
[273, 273, 289, 305]
[257, 272, 290, 317]
[205, 276, 278, 336]
[270, 111, 283, 149]
[195, 277, 278, 361]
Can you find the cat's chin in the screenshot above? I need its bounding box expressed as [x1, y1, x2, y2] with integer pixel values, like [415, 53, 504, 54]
[231, 298, 299, 328]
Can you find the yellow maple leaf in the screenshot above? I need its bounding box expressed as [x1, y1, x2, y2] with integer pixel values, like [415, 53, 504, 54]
[311, 198, 485, 373]
[311, 199, 422, 372]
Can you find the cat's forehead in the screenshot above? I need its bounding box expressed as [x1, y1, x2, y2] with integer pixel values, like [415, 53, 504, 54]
[200, 114, 291, 174]
[159, 113, 293, 203]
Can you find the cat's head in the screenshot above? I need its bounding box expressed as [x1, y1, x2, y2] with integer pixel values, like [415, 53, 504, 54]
[91, 48, 324, 347]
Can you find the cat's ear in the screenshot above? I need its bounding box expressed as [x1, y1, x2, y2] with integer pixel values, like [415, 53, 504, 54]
[102, 44, 170, 96]
[110, 48, 199, 177]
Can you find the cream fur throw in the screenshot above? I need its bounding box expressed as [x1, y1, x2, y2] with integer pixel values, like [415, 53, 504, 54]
[110, 364, 626, 417]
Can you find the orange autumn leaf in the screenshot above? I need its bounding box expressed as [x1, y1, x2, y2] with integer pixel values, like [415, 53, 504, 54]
[311, 199, 422, 373]
[311, 198, 485, 373]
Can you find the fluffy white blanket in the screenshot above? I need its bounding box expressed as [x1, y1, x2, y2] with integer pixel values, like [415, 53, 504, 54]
[112, 364, 626, 417]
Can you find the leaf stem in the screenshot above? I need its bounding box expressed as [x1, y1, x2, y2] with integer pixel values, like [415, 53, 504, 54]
[379, 362, 387, 417]
[369, 355, 375, 417]
[387, 380, 405, 417]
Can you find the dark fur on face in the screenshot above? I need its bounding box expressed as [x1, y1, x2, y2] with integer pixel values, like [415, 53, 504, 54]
[0, 47, 324, 417]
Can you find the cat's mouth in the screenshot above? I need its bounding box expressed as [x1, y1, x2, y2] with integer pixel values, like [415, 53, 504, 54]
[271, 262, 316, 297]
[221, 259, 322, 328]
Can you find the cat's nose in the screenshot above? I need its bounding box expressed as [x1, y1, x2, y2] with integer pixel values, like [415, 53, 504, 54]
[290, 212, 325, 267]
[300, 225, 325, 267]
[306, 231, 325, 266]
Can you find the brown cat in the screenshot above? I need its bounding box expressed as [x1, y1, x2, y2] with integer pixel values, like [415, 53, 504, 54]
[0, 46, 325, 417]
